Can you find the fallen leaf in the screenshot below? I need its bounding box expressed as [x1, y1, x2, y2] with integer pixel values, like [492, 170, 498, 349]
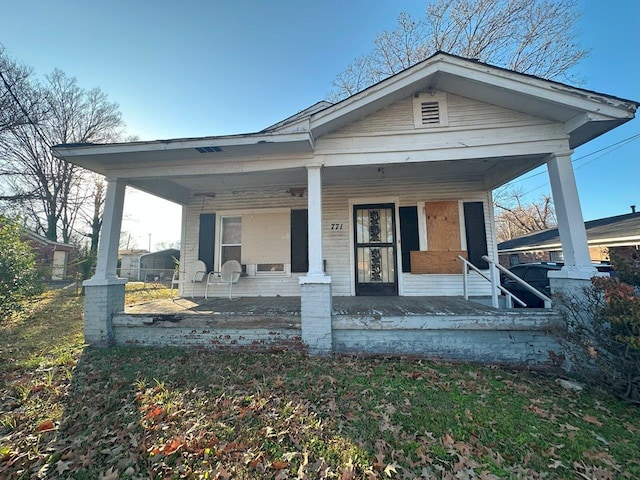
[98, 467, 119, 480]
[56, 460, 71, 475]
[548, 459, 564, 469]
[36, 420, 55, 432]
[158, 438, 184, 455]
[583, 415, 603, 427]
[582, 449, 617, 466]
[272, 461, 289, 470]
[384, 462, 399, 477]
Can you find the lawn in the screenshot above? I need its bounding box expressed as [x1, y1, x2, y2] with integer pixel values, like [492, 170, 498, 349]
[0, 284, 638, 479]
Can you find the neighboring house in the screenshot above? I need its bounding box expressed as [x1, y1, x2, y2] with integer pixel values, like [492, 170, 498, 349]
[21, 230, 78, 281]
[52, 52, 638, 360]
[139, 248, 180, 282]
[118, 249, 148, 280]
[498, 211, 640, 267]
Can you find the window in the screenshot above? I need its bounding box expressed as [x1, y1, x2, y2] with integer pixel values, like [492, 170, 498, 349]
[412, 91, 448, 128]
[549, 251, 564, 262]
[220, 216, 242, 265]
[217, 210, 291, 276]
[256, 263, 285, 274]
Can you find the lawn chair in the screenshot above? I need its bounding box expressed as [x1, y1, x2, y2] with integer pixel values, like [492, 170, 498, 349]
[205, 260, 242, 300]
[170, 269, 181, 298]
[170, 260, 209, 298]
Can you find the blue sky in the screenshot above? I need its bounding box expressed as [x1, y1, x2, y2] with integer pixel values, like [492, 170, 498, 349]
[1, 0, 638, 249]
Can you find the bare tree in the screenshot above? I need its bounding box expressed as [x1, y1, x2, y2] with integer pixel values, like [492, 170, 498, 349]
[0, 69, 124, 243]
[494, 187, 557, 242]
[84, 175, 105, 256]
[329, 0, 588, 101]
[0, 45, 40, 135]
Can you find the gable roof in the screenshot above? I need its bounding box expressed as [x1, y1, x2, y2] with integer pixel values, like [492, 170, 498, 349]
[498, 212, 640, 252]
[307, 51, 638, 145]
[21, 229, 76, 250]
[52, 52, 637, 178]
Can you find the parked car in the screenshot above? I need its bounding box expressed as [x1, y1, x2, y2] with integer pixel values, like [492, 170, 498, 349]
[501, 262, 614, 308]
[501, 263, 560, 308]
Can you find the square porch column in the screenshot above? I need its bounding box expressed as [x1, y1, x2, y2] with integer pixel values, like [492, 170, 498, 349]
[546, 153, 597, 297]
[300, 164, 332, 355]
[83, 177, 127, 346]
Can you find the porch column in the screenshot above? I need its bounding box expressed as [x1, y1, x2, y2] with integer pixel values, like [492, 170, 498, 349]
[300, 164, 332, 355]
[546, 153, 596, 297]
[307, 164, 325, 277]
[83, 177, 127, 346]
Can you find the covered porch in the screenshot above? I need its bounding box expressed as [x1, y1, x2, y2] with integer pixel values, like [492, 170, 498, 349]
[116, 294, 561, 365]
[50, 53, 637, 362]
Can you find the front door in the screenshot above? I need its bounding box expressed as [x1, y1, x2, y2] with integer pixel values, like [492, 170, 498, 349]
[353, 204, 398, 295]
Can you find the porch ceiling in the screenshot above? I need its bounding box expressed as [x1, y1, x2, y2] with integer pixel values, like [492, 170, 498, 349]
[126, 153, 545, 204]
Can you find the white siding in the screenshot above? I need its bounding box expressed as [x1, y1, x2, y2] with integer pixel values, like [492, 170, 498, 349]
[321, 93, 553, 138]
[183, 180, 495, 298]
[182, 189, 307, 298]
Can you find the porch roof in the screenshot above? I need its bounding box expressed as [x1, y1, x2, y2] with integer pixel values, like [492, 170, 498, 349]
[51, 52, 637, 204]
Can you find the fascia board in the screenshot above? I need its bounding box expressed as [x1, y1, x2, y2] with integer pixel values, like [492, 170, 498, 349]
[438, 59, 637, 119]
[52, 131, 313, 158]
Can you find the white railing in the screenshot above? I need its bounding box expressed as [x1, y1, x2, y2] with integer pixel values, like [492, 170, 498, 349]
[482, 255, 552, 309]
[458, 255, 552, 309]
[458, 256, 525, 308]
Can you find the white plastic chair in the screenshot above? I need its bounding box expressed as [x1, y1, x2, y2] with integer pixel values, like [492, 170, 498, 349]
[170, 270, 181, 298]
[205, 260, 242, 300]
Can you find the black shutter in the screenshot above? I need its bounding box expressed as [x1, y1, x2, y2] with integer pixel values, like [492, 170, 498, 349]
[399, 206, 420, 273]
[463, 202, 488, 269]
[198, 213, 216, 271]
[291, 209, 308, 273]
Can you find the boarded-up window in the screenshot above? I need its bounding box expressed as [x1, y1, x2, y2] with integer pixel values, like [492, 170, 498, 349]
[463, 202, 488, 269]
[291, 209, 308, 273]
[198, 213, 216, 271]
[426, 201, 461, 251]
[410, 201, 465, 274]
[399, 206, 419, 273]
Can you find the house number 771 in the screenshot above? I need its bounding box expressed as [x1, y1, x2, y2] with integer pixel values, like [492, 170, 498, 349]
[330, 223, 344, 230]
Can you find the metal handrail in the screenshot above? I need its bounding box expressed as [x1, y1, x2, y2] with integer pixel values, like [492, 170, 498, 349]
[458, 256, 526, 308]
[481, 255, 552, 309]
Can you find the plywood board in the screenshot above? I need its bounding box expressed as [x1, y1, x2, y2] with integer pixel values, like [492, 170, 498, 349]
[410, 250, 467, 274]
[425, 201, 461, 251]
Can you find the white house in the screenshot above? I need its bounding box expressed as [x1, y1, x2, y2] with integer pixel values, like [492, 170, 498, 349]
[52, 52, 637, 359]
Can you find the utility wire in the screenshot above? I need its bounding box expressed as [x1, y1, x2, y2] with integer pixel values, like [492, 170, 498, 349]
[518, 135, 639, 197]
[507, 133, 640, 185]
[0, 68, 52, 149]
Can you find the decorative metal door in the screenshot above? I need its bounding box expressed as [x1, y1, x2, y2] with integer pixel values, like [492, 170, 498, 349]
[353, 204, 398, 296]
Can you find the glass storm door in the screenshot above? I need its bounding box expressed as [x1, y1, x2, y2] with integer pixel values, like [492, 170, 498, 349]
[353, 204, 398, 296]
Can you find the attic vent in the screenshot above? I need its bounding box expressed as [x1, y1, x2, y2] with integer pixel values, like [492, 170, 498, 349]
[420, 101, 440, 124]
[412, 91, 448, 129]
[195, 146, 222, 153]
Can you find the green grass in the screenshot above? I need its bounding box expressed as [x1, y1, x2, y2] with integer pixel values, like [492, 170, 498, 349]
[0, 284, 638, 479]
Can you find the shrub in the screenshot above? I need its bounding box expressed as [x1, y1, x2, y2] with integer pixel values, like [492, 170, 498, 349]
[558, 272, 640, 404]
[610, 248, 640, 288]
[0, 217, 43, 318]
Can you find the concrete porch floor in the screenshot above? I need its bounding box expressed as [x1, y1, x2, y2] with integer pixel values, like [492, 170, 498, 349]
[124, 295, 527, 318]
